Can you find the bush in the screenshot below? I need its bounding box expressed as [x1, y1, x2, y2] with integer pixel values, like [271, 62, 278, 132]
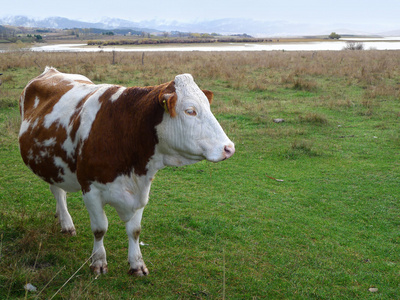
[344, 41, 365, 50]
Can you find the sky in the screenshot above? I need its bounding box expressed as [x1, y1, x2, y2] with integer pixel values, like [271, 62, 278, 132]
[1, 0, 399, 31]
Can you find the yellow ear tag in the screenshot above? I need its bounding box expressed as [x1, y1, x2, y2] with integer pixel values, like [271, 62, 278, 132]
[163, 100, 169, 113]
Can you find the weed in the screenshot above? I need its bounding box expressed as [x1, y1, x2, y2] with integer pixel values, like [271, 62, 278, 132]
[328, 99, 354, 110]
[293, 77, 318, 92]
[299, 112, 328, 125]
[285, 139, 319, 159]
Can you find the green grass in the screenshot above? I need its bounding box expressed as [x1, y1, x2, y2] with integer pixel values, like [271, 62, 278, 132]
[1, 50, 400, 299]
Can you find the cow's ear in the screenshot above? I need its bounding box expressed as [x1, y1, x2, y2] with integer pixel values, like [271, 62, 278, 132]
[202, 90, 213, 104]
[160, 93, 177, 117]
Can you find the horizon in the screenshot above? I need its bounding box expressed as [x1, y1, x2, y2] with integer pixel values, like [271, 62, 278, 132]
[1, 0, 399, 34]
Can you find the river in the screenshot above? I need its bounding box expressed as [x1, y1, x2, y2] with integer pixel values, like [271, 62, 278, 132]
[30, 37, 400, 52]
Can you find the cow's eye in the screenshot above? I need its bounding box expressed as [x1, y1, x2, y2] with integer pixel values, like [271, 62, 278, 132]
[185, 108, 197, 116]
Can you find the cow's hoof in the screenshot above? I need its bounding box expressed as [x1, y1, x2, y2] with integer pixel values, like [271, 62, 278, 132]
[128, 266, 149, 276]
[61, 228, 76, 236]
[90, 264, 108, 275]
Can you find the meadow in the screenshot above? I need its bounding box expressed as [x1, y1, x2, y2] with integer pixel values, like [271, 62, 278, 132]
[0, 49, 400, 299]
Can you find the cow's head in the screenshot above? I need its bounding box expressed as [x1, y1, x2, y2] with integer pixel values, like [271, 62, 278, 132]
[156, 74, 235, 166]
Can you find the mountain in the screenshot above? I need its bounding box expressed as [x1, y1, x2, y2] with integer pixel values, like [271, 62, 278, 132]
[1, 15, 397, 37]
[0, 16, 159, 33]
[1, 15, 103, 29]
[0, 16, 336, 36]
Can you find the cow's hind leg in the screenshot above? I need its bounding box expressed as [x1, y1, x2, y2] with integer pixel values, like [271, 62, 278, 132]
[84, 191, 108, 274]
[126, 207, 148, 276]
[50, 185, 76, 235]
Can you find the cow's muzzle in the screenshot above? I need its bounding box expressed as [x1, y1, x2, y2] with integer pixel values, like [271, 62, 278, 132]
[223, 144, 235, 160]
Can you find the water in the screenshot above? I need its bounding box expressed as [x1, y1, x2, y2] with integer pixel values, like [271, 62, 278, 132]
[30, 37, 400, 52]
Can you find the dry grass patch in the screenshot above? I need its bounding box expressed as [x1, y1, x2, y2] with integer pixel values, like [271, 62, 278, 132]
[299, 112, 329, 125]
[328, 99, 355, 110]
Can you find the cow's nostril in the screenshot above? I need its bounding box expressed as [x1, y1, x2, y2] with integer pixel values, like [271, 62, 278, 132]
[224, 145, 235, 159]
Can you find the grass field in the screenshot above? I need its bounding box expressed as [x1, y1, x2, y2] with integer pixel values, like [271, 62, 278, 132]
[0, 49, 400, 299]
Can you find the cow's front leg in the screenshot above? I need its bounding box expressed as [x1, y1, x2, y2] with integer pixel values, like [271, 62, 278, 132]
[126, 207, 148, 276]
[84, 193, 109, 274]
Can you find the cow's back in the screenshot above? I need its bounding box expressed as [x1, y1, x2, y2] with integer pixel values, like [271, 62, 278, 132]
[20, 67, 93, 120]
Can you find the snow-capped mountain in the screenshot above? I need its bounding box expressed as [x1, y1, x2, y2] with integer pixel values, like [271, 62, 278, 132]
[1, 15, 396, 37]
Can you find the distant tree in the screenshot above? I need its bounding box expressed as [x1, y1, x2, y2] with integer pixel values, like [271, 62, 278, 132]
[329, 32, 341, 39]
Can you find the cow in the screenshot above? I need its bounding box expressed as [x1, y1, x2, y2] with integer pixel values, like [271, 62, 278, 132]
[18, 67, 235, 276]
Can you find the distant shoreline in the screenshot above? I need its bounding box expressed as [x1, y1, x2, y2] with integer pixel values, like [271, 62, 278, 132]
[28, 37, 400, 52]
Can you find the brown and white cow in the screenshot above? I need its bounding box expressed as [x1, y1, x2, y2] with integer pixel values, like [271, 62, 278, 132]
[18, 67, 235, 276]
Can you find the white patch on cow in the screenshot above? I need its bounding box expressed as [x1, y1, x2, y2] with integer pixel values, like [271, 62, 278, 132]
[19, 119, 31, 136]
[31, 119, 39, 131]
[53, 156, 80, 192]
[40, 149, 49, 158]
[110, 87, 126, 102]
[33, 96, 40, 109]
[43, 84, 88, 129]
[34, 138, 41, 147]
[27, 149, 34, 161]
[62, 84, 108, 158]
[62, 135, 75, 159]
[43, 138, 56, 147]
[62, 72, 93, 83]
[40, 81, 107, 158]
[77, 86, 107, 142]
[88, 169, 155, 223]
[44, 67, 92, 84]
[19, 93, 25, 120]
[34, 153, 43, 164]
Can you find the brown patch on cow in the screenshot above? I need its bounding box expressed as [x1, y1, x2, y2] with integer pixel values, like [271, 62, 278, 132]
[202, 90, 214, 104]
[19, 122, 70, 184]
[128, 266, 148, 276]
[157, 81, 177, 117]
[93, 230, 105, 240]
[77, 81, 176, 192]
[61, 228, 77, 236]
[90, 264, 108, 274]
[68, 97, 86, 143]
[133, 229, 141, 240]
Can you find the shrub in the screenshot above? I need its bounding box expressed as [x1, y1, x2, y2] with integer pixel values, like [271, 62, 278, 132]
[344, 41, 365, 51]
